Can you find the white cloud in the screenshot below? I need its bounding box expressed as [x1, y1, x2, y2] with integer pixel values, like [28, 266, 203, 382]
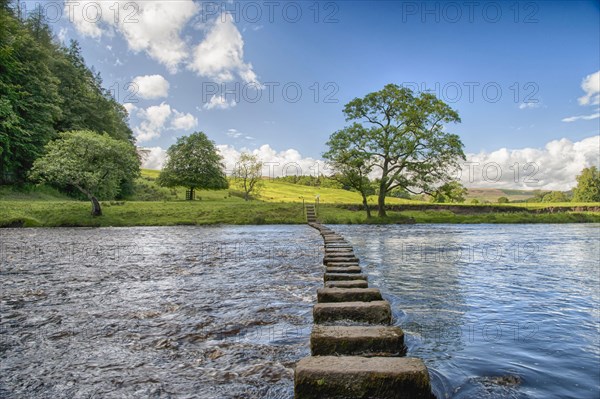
[133, 75, 170, 99]
[170, 110, 198, 130]
[138, 135, 599, 191]
[518, 102, 540, 110]
[123, 102, 138, 116]
[139, 146, 167, 170]
[65, 0, 198, 72]
[227, 128, 242, 138]
[57, 27, 68, 43]
[217, 144, 329, 177]
[459, 135, 600, 191]
[134, 102, 172, 142]
[204, 94, 237, 110]
[578, 70, 600, 106]
[563, 71, 600, 122]
[561, 112, 600, 123]
[188, 12, 259, 84]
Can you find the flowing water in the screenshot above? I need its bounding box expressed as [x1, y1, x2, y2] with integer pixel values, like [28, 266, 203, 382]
[1, 224, 599, 398]
[0, 226, 322, 398]
[334, 224, 600, 399]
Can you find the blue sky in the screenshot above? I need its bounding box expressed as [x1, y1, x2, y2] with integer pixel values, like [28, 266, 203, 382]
[21, 0, 600, 188]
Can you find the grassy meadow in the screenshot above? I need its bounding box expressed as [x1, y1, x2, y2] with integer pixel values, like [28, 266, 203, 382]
[1, 169, 598, 227]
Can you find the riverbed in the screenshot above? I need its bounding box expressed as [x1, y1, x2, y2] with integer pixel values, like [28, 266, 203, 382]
[1, 224, 598, 398]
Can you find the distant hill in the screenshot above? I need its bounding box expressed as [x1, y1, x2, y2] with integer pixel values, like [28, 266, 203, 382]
[465, 188, 541, 203]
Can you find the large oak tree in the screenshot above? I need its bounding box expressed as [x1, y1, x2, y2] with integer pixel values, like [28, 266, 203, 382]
[324, 84, 465, 217]
[157, 132, 228, 199]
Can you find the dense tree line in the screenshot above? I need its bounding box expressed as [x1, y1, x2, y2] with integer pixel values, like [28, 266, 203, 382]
[0, 1, 134, 184]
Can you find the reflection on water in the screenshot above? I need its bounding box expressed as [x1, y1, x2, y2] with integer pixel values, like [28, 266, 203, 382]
[0, 226, 322, 398]
[334, 224, 600, 399]
[2, 224, 599, 399]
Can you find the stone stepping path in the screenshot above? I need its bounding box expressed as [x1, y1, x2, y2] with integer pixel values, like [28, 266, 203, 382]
[295, 223, 435, 398]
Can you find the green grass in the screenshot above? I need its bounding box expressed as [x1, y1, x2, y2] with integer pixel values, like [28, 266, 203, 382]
[0, 200, 308, 227]
[317, 206, 600, 224]
[255, 179, 417, 205]
[1, 169, 598, 227]
[1, 200, 597, 228]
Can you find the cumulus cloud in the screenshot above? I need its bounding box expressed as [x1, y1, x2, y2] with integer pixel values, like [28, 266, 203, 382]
[578, 70, 600, 106]
[170, 110, 198, 130]
[139, 146, 168, 170]
[188, 12, 259, 84]
[133, 104, 199, 142]
[65, 0, 198, 72]
[139, 136, 599, 190]
[459, 135, 600, 190]
[133, 75, 170, 99]
[217, 144, 329, 177]
[204, 94, 237, 110]
[134, 102, 172, 142]
[123, 102, 138, 116]
[563, 70, 600, 122]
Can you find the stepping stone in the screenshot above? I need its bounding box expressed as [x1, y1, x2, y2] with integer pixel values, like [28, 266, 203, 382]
[325, 248, 354, 253]
[324, 254, 358, 260]
[317, 287, 382, 303]
[310, 325, 405, 356]
[325, 266, 362, 274]
[294, 356, 433, 399]
[325, 280, 368, 289]
[324, 273, 367, 282]
[323, 258, 359, 266]
[326, 262, 360, 268]
[313, 300, 391, 324]
[325, 252, 354, 257]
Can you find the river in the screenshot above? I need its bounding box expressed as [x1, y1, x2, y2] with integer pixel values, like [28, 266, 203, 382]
[1, 224, 598, 398]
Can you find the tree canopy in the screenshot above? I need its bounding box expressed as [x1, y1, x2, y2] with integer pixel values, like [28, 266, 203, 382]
[0, 3, 133, 184]
[325, 149, 374, 217]
[30, 130, 140, 215]
[157, 132, 228, 199]
[572, 166, 600, 202]
[542, 191, 569, 203]
[324, 84, 465, 216]
[430, 181, 467, 203]
[231, 152, 263, 201]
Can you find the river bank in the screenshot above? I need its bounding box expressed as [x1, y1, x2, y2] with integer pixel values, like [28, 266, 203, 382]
[1, 200, 599, 228]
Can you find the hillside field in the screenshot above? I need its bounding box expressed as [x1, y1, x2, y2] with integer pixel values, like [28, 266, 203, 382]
[0, 169, 598, 227]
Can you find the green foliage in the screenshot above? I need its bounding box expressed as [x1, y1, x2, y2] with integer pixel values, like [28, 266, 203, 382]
[324, 148, 375, 217]
[274, 174, 342, 188]
[231, 152, 263, 200]
[157, 132, 228, 196]
[470, 199, 480, 204]
[498, 196, 509, 204]
[0, 5, 61, 182]
[51, 41, 133, 142]
[430, 181, 467, 203]
[0, 5, 133, 184]
[325, 83, 465, 216]
[29, 130, 140, 214]
[542, 191, 569, 203]
[572, 166, 600, 202]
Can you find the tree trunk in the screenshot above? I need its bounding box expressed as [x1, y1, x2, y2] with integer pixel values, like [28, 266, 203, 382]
[244, 191, 249, 201]
[378, 181, 387, 217]
[362, 194, 371, 218]
[189, 187, 195, 201]
[91, 196, 102, 216]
